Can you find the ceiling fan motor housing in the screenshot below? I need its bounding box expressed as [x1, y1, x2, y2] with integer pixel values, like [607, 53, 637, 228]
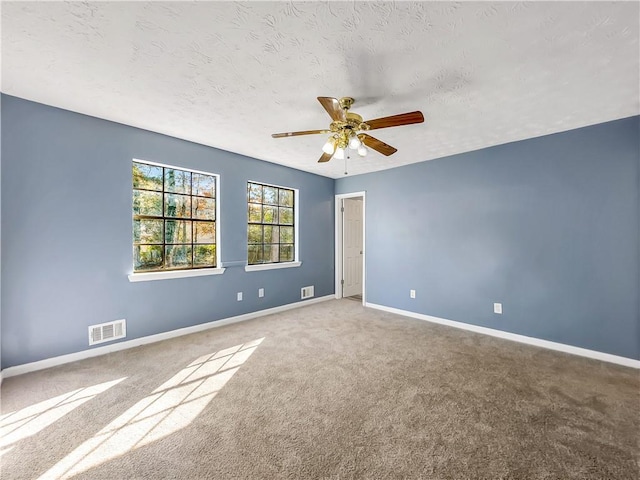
[329, 112, 370, 148]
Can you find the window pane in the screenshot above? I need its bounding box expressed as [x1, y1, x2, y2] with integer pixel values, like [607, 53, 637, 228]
[264, 225, 279, 243]
[133, 161, 218, 273]
[194, 244, 216, 267]
[248, 203, 262, 223]
[193, 174, 215, 198]
[134, 219, 163, 244]
[133, 163, 163, 191]
[263, 205, 278, 224]
[264, 244, 279, 263]
[193, 197, 215, 220]
[165, 220, 192, 244]
[134, 245, 163, 271]
[165, 169, 191, 194]
[165, 193, 192, 218]
[248, 244, 263, 265]
[279, 207, 293, 225]
[280, 226, 294, 243]
[133, 190, 163, 216]
[263, 186, 278, 205]
[248, 183, 262, 203]
[248, 224, 263, 243]
[194, 221, 215, 243]
[165, 245, 192, 269]
[247, 182, 295, 266]
[278, 189, 293, 207]
[280, 244, 294, 262]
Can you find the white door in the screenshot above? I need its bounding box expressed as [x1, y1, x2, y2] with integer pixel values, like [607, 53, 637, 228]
[342, 198, 363, 297]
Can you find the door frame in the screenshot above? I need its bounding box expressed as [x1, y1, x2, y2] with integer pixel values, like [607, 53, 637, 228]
[335, 191, 366, 304]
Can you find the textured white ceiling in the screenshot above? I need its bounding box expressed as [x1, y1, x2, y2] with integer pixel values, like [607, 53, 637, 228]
[2, 1, 639, 178]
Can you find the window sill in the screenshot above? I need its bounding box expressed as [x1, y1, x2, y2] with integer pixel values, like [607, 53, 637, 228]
[244, 261, 301, 272]
[128, 267, 226, 282]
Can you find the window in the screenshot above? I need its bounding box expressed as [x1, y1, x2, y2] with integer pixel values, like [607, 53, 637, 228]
[132, 160, 218, 273]
[247, 182, 297, 266]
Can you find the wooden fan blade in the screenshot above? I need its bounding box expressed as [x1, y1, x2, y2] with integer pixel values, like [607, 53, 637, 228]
[272, 129, 329, 138]
[360, 134, 398, 156]
[318, 152, 333, 163]
[318, 97, 346, 122]
[364, 111, 424, 130]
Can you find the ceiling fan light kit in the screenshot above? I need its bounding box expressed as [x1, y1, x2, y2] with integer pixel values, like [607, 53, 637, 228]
[272, 97, 424, 164]
[322, 138, 336, 155]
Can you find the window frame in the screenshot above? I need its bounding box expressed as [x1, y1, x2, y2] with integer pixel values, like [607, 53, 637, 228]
[245, 180, 301, 272]
[128, 159, 224, 282]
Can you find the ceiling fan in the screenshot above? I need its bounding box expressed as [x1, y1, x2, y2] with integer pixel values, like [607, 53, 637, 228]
[271, 97, 424, 163]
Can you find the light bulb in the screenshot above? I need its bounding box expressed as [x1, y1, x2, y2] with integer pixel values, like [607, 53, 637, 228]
[357, 145, 367, 157]
[348, 135, 361, 150]
[322, 139, 335, 155]
[334, 147, 345, 160]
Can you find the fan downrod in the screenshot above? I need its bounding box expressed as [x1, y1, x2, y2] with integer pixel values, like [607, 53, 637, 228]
[339, 97, 355, 110]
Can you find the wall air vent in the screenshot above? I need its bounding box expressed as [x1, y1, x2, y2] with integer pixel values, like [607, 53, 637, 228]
[301, 286, 315, 299]
[89, 319, 126, 346]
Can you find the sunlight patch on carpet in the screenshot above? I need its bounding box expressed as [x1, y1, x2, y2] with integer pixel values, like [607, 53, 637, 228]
[37, 338, 264, 480]
[0, 378, 126, 457]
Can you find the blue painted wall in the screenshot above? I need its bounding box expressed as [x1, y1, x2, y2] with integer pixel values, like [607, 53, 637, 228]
[337, 116, 639, 360]
[1, 95, 334, 368]
[0, 95, 3, 371]
[2, 94, 638, 368]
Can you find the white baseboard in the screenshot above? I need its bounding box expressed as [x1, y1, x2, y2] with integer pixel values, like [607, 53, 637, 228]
[366, 302, 640, 369]
[2, 295, 334, 379]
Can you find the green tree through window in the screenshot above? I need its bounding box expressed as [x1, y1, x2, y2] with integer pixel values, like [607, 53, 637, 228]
[133, 161, 217, 272]
[247, 182, 295, 265]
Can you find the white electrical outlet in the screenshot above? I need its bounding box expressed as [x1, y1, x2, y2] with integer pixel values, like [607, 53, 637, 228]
[258, 288, 264, 298]
[410, 289, 416, 299]
[237, 292, 243, 301]
[494, 303, 502, 314]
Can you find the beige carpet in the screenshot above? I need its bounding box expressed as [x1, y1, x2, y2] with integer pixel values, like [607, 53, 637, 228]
[1, 299, 638, 479]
